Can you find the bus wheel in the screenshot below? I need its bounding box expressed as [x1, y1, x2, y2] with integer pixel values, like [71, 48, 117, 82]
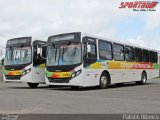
[27, 82, 39, 88]
[99, 73, 108, 89]
[136, 72, 147, 85]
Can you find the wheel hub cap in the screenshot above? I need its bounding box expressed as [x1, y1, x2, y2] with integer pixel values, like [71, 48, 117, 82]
[101, 76, 107, 85]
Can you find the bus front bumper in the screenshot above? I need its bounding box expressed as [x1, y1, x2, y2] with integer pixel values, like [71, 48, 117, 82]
[45, 74, 83, 87]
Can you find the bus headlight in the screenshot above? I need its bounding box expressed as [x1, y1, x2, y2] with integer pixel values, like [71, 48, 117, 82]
[22, 68, 31, 76]
[71, 73, 76, 78]
[76, 69, 82, 76]
[71, 69, 82, 78]
[26, 69, 30, 73]
[22, 72, 26, 75]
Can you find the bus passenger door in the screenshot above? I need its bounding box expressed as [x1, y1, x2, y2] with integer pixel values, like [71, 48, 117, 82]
[82, 37, 99, 86]
[33, 41, 46, 83]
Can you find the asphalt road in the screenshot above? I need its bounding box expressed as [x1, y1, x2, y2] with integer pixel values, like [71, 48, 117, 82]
[0, 78, 160, 114]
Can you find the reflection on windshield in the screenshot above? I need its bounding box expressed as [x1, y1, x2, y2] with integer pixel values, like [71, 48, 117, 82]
[4, 47, 32, 65]
[47, 43, 81, 66]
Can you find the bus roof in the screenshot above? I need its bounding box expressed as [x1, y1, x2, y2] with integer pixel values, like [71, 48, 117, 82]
[82, 33, 159, 53]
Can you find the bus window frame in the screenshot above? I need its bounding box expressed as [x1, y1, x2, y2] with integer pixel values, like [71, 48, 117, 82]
[125, 45, 135, 62]
[86, 43, 97, 59]
[142, 49, 150, 63]
[149, 51, 158, 63]
[113, 43, 125, 61]
[134, 47, 143, 62]
[98, 40, 113, 60]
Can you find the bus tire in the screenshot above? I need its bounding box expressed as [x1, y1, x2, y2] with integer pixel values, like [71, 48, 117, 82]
[136, 72, 147, 85]
[27, 82, 39, 88]
[99, 73, 109, 89]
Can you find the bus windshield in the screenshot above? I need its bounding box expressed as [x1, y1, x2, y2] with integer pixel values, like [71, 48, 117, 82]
[4, 46, 32, 65]
[47, 43, 81, 66]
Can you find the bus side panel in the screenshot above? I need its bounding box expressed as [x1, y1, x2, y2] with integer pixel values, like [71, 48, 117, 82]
[21, 64, 32, 82]
[82, 68, 159, 86]
[82, 69, 142, 86]
[21, 71, 32, 82]
[32, 65, 45, 83]
[146, 69, 159, 80]
[110, 69, 159, 84]
[82, 69, 102, 87]
[107, 69, 140, 84]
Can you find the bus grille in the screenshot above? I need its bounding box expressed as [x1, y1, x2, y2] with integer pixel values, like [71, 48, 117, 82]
[48, 77, 71, 83]
[5, 75, 21, 80]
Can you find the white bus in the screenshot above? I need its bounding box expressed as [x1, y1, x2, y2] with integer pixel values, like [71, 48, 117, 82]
[45, 32, 159, 89]
[4, 37, 47, 88]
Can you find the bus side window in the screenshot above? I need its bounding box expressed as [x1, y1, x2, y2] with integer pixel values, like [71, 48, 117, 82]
[125, 46, 134, 61]
[82, 36, 97, 67]
[143, 50, 149, 62]
[83, 43, 97, 67]
[113, 43, 125, 61]
[33, 45, 46, 67]
[87, 43, 97, 59]
[99, 40, 112, 60]
[135, 48, 142, 62]
[149, 51, 158, 63]
[83, 43, 87, 57]
[42, 46, 47, 58]
[33, 46, 38, 66]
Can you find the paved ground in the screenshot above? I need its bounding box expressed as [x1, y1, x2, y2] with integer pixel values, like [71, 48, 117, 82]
[0, 78, 160, 114]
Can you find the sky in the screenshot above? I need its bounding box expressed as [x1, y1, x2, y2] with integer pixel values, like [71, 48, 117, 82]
[0, 0, 160, 51]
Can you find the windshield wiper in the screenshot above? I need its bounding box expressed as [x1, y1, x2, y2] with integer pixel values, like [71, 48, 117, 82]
[52, 43, 55, 48]
[55, 47, 57, 61]
[9, 46, 13, 61]
[62, 41, 72, 59]
[59, 41, 72, 65]
[62, 47, 64, 62]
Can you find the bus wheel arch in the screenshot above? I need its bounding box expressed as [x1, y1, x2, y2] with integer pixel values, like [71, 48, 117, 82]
[99, 70, 111, 89]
